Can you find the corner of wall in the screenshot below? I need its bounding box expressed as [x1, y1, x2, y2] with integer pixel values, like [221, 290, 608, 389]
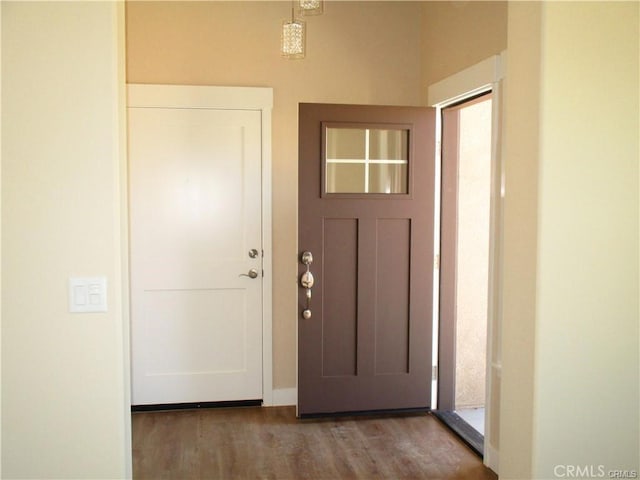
[498, 2, 544, 478]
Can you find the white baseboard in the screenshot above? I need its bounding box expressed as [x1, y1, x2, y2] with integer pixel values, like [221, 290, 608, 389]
[484, 443, 499, 474]
[271, 388, 297, 406]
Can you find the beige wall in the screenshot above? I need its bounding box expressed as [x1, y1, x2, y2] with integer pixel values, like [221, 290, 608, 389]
[533, 2, 639, 476]
[500, 2, 639, 478]
[126, 1, 425, 389]
[1, 2, 130, 478]
[421, 1, 507, 93]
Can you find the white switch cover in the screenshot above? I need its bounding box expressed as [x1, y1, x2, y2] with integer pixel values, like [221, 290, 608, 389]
[69, 277, 107, 313]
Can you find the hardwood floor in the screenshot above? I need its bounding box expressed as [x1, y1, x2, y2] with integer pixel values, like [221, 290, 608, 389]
[132, 406, 497, 480]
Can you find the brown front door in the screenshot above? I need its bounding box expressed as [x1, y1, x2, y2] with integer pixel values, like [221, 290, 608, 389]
[298, 103, 436, 416]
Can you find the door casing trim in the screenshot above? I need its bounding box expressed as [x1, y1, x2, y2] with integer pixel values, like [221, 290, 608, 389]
[126, 84, 275, 406]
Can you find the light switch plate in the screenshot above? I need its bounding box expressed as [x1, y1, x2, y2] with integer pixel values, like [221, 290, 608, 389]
[69, 277, 107, 313]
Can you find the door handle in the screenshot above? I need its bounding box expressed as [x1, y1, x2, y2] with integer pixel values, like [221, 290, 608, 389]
[240, 268, 259, 279]
[300, 271, 314, 289]
[300, 251, 314, 319]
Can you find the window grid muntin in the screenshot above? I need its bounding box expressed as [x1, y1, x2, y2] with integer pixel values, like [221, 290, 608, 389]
[325, 127, 409, 194]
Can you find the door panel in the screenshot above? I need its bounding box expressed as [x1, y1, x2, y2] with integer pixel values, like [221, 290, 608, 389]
[298, 103, 435, 415]
[322, 218, 358, 377]
[130, 106, 263, 406]
[375, 218, 411, 375]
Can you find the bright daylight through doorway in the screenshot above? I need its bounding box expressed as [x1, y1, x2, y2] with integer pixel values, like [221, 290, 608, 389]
[453, 94, 493, 436]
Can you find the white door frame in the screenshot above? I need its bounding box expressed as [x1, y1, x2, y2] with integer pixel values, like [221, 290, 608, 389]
[126, 84, 274, 406]
[427, 53, 506, 474]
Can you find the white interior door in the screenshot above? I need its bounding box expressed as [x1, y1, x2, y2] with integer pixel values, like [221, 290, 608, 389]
[129, 99, 263, 406]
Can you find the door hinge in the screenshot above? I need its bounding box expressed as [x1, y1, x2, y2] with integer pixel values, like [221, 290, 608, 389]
[432, 365, 438, 381]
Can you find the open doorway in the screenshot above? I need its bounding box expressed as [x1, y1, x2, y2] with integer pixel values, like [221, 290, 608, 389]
[436, 92, 493, 455]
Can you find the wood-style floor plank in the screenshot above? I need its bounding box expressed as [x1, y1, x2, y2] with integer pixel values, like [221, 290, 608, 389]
[132, 406, 497, 480]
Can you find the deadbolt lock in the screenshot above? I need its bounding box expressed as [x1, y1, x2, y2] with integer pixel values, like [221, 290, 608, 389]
[301, 251, 313, 265]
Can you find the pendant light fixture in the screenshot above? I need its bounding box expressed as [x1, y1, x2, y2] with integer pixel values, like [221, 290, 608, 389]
[281, 2, 305, 59]
[299, 0, 323, 16]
